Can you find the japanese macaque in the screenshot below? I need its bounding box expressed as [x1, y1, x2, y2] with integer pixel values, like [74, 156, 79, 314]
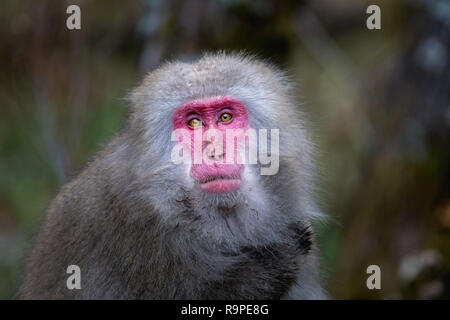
[19, 53, 327, 299]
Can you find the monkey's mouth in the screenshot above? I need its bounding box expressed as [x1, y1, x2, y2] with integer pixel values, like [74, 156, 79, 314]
[198, 176, 241, 193]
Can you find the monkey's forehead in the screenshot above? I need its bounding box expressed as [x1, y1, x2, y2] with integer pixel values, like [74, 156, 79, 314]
[149, 53, 288, 95]
[129, 53, 298, 130]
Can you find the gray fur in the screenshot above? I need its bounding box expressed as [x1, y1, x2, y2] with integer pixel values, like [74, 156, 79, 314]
[18, 53, 327, 299]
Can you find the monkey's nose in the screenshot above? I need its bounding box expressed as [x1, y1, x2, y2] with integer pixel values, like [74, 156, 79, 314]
[207, 149, 224, 161]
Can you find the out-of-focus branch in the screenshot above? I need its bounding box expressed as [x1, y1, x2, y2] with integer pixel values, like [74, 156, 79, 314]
[294, 7, 362, 91]
[32, 76, 69, 184]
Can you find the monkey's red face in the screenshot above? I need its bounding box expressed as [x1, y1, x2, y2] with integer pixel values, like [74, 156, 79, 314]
[173, 97, 250, 193]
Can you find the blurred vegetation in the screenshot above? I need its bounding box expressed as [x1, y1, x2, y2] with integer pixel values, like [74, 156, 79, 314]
[0, 0, 449, 299]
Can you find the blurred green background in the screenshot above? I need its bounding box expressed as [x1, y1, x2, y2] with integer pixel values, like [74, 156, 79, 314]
[1, 0, 449, 299]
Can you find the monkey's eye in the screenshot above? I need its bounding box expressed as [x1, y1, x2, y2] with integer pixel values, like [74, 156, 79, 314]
[187, 118, 203, 128]
[219, 113, 232, 123]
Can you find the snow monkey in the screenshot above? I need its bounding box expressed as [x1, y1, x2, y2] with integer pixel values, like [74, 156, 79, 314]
[19, 53, 327, 299]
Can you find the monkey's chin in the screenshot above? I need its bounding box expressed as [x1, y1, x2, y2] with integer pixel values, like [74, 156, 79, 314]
[199, 179, 241, 193]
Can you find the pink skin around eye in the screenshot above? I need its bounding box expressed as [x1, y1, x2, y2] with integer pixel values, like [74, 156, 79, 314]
[172, 97, 250, 193]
